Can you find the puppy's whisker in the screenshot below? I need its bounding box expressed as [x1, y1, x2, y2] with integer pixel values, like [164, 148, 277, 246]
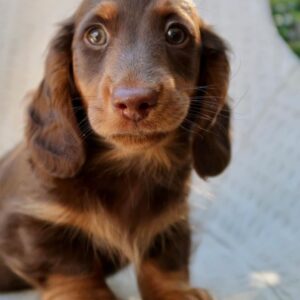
[182, 120, 226, 140]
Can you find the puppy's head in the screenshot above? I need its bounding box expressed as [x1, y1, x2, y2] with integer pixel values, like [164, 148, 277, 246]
[26, 0, 231, 178]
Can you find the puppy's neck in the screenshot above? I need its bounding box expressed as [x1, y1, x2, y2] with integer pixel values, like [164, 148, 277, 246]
[88, 130, 191, 179]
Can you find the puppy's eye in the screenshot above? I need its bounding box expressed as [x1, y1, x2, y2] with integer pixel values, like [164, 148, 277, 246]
[166, 24, 188, 46]
[85, 25, 108, 47]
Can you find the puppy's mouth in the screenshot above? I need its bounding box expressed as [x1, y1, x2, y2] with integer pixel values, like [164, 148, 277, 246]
[109, 132, 169, 146]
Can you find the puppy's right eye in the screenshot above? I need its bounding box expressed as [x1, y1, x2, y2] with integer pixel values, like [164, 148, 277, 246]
[166, 24, 189, 46]
[85, 25, 108, 47]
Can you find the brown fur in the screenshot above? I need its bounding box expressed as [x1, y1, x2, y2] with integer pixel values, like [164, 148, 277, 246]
[0, 0, 231, 299]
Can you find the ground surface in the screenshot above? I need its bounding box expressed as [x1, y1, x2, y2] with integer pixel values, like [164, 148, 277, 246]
[0, 0, 299, 299]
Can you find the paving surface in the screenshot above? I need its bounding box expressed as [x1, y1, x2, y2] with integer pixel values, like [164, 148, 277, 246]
[0, 0, 299, 299]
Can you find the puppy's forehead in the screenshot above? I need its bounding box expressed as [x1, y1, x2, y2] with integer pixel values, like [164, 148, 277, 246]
[76, 0, 198, 19]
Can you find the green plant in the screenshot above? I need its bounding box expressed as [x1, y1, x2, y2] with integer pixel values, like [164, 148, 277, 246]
[270, 0, 300, 57]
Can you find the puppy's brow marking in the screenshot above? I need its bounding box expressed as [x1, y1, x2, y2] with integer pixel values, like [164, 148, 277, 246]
[154, 0, 195, 16]
[95, 1, 119, 20]
[153, 0, 200, 34]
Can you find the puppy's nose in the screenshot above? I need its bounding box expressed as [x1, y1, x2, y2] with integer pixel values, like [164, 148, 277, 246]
[112, 87, 158, 121]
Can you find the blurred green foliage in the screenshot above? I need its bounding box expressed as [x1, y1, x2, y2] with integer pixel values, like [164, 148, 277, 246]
[271, 0, 300, 57]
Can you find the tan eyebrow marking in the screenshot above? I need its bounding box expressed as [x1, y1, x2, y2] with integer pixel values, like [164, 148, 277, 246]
[95, 1, 119, 20]
[153, 0, 200, 38]
[154, 0, 196, 17]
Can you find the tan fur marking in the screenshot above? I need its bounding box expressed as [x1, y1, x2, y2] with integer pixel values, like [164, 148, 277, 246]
[75, 0, 119, 22]
[95, 1, 119, 21]
[139, 261, 213, 300]
[154, 0, 200, 34]
[42, 274, 116, 300]
[140, 260, 190, 290]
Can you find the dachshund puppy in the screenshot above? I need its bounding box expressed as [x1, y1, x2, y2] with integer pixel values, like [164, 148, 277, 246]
[0, 0, 231, 299]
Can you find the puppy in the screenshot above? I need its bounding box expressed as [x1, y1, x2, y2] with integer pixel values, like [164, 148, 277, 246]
[0, 0, 231, 299]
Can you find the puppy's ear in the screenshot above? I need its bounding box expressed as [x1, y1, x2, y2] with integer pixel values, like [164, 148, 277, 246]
[26, 21, 85, 178]
[192, 26, 231, 178]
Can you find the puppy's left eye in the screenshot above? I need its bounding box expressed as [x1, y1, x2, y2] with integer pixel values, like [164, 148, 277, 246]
[166, 24, 189, 46]
[85, 25, 108, 47]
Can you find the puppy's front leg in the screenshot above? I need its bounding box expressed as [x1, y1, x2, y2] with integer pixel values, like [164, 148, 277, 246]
[42, 274, 117, 300]
[138, 222, 213, 300]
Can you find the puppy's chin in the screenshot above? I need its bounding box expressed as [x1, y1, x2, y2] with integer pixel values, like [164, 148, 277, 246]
[107, 132, 169, 151]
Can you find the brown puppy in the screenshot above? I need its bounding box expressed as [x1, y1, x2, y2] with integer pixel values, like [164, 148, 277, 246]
[0, 0, 231, 299]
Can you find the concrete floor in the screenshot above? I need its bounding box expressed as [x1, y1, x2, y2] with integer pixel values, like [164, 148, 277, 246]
[0, 0, 299, 299]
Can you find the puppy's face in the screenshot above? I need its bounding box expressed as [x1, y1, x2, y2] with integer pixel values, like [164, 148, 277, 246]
[72, 0, 201, 148]
[26, 0, 230, 179]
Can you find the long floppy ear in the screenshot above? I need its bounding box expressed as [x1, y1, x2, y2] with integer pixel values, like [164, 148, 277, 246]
[26, 20, 85, 178]
[192, 26, 231, 178]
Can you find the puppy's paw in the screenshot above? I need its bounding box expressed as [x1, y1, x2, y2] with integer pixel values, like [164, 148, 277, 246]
[162, 288, 213, 300]
[186, 288, 214, 300]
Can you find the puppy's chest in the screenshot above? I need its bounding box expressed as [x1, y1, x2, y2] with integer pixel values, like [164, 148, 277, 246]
[83, 182, 187, 262]
[25, 179, 188, 264]
[80, 201, 187, 265]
